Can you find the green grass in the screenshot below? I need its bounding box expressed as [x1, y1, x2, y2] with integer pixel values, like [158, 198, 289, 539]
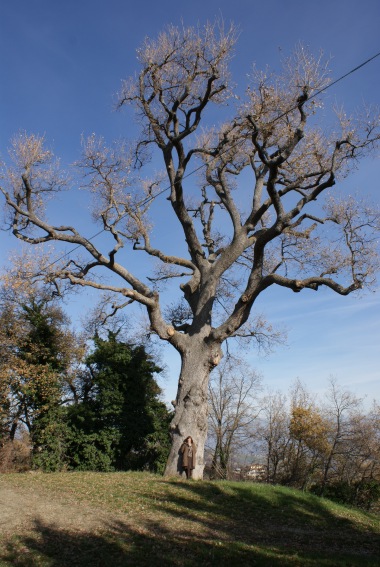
[0, 472, 379, 566]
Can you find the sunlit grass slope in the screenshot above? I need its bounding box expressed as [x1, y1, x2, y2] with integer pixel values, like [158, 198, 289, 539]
[0, 472, 379, 566]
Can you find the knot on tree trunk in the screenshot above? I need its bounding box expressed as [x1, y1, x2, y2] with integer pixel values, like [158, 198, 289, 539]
[293, 280, 304, 292]
[209, 352, 221, 368]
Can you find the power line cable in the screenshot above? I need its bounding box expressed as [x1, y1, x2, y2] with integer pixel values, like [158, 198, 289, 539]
[14, 50, 380, 278]
[125, 50, 380, 209]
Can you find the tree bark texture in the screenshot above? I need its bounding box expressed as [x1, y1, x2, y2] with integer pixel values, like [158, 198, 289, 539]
[164, 336, 220, 479]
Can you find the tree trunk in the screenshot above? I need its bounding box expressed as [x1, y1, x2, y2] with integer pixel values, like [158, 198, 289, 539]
[164, 338, 220, 479]
[9, 420, 18, 442]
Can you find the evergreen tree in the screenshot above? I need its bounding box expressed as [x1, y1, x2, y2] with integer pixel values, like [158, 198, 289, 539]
[66, 333, 171, 473]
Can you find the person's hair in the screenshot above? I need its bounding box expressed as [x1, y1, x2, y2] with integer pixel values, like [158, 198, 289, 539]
[185, 436, 193, 443]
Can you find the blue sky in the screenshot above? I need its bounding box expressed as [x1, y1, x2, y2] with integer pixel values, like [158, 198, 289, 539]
[1, 0, 379, 404]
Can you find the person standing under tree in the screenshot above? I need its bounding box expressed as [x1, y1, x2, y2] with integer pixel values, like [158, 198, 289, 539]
[181, 436, 196, 479]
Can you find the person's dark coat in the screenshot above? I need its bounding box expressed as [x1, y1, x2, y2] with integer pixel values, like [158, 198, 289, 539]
[180, 441, 197, 469]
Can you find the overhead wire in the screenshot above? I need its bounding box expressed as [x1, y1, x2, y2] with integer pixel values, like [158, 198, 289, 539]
[13, 49, 380, 278]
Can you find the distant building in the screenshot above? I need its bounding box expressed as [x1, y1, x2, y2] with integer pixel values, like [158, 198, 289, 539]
[245, 464, 267, 480]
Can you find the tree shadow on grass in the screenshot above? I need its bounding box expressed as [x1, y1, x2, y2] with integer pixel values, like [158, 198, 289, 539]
[154, 481, 380, 564]
[0, 518, 287, 567]
[1, 481, 379, 566]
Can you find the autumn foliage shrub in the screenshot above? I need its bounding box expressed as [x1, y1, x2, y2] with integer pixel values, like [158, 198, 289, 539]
[0, 437, 31, 472]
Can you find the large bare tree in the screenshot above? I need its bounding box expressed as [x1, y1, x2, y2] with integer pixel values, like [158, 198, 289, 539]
[1, 22, 380, 477]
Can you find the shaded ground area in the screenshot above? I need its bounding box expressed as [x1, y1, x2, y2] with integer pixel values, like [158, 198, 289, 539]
[0, 473, 379, 566]
[0, 485, 118, 534]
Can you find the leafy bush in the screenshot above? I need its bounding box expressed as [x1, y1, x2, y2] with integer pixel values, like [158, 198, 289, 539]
[311, 480, 380, 510]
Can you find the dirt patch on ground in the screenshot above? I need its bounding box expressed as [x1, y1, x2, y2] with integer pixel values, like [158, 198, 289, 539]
[0, 482, 122, 536]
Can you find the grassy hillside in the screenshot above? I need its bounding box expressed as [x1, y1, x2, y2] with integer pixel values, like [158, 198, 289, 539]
[0, 472, 379, 566]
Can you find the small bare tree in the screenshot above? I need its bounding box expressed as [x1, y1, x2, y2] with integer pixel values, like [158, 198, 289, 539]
[207, 357, 261, 479]
[320, 377, 364, 493]
[255, 390, 290, 483]
[1, 22, 380, 477]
